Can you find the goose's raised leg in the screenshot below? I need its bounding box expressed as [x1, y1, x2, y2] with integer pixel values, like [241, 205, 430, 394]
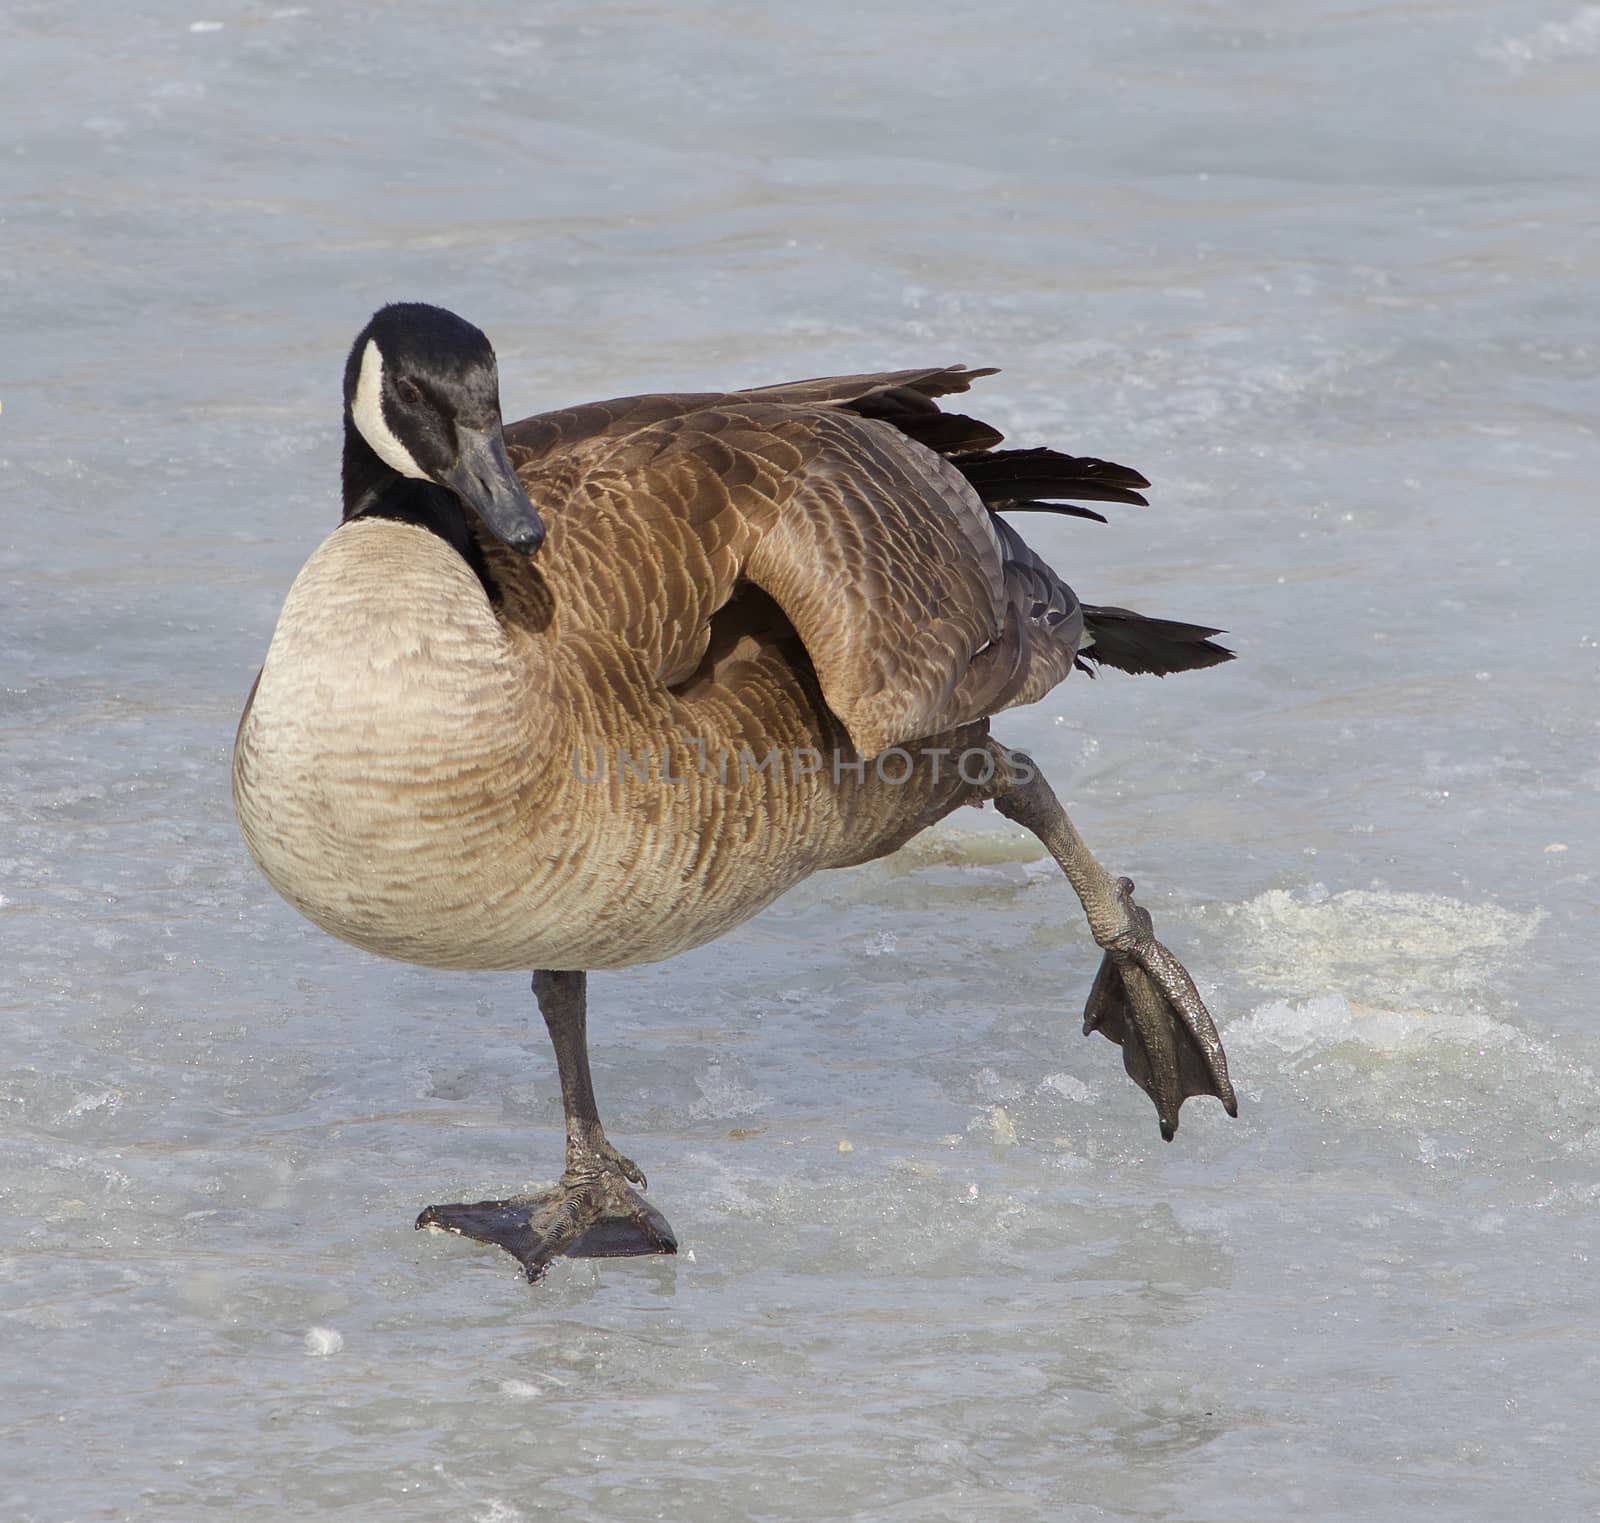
[987, 748, 1237, 1139]
[416, 969, 676, 1281]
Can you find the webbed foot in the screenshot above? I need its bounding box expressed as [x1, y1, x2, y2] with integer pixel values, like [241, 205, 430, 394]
[416, 1171, 677, 1282]
[1084, 876, 1238, 1140]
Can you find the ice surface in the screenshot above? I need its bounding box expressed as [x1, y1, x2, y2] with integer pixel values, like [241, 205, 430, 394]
[4, 0, 1600, 1519]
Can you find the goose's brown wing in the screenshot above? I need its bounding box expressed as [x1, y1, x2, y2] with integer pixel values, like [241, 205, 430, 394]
[736, 407, 1012, 756]
[502, 367, 1059, 755]
[501, 365, 1000, 464]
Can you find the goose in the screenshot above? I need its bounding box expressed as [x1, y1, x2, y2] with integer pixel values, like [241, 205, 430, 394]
[233, 303, 1238, 1282]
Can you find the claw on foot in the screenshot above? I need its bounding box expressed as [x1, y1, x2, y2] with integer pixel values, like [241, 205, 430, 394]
[417, 1171, 676, 1282]
[587, 1142, 646, 1191]
[1085, 878, 1238, 1140]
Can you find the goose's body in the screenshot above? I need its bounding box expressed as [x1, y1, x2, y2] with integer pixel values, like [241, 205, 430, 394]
[235, 513, 980, 972]
[234, 306, 1238, 1281]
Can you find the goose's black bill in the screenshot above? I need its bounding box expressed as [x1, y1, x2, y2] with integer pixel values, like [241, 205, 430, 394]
[441, 426, 545, 554]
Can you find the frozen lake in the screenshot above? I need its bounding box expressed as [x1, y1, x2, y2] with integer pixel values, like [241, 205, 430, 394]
[4, 1, 1599, 1517]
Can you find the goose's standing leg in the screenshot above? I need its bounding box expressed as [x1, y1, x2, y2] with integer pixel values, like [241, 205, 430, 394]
[416, 970, 677, 1282]
[986, 746, 1238, 1139]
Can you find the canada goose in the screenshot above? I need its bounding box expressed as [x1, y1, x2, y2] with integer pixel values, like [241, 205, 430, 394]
[233, 303, 1238, 1282]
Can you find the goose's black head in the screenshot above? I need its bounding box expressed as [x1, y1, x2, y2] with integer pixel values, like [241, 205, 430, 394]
[340, 303, 545, 571]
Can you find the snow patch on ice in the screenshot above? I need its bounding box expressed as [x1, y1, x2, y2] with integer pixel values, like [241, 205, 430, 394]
[1480, 6, 1600, 71]
[1223, 888, 1542, 1006]
[1227, 993, 1600, 1140]
[1040, 1072, 1092, 1104]
[303, 1326, 343, 1356]
[862, 930, 898, 958]
[688, 1060, 769, 1120]
[1227, 993, 1516, 1058]
[472, 1504, 526, 1523]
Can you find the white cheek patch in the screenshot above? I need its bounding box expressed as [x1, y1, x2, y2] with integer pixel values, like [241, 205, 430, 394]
[351, 338, 428, 480]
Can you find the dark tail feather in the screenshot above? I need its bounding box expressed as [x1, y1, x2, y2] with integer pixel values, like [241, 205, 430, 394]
[1078, 605, 1234, 676]
[992, 498, 1109, 525]
[853, 401, 1006, 454]
[956, 447, 1151, 508]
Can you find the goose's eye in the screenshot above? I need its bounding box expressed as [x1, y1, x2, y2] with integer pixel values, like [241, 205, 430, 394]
[395, 376, 422, 406]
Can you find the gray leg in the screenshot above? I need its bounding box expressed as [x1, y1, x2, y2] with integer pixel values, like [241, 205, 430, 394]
[988, 747, 1237, 1139]
[416, 970, 677, 1281]
[535, 970, 648, 1184]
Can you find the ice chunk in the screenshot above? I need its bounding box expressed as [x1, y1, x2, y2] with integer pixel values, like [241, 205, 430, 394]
[1041, 1072, 1092, 1103]
[1224, 888, 1542, 1006]
[303, 1327, 343, 1357]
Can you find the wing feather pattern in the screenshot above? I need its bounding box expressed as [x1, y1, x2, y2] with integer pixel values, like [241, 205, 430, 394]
[499, 364, 1228, 758]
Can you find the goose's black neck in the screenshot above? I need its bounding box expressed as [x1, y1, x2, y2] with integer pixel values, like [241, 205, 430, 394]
[341, 422, 500, 602]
